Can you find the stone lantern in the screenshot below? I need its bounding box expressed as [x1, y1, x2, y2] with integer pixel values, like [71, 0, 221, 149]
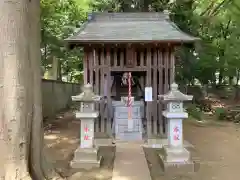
[70, 84, 102, 170]
[158, 82, 195, 173]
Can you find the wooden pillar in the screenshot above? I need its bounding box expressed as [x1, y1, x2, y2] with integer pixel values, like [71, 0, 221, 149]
[120, 48, 124, 67]
[164, 47, 169, 93]
[94, 47, 100, 132]
[158, 48, 163, 135]
[106, 47, 112, 136]
[153, 48, 158, 135]
[89, 49, 94, 85]
[140, 50, 144, 67]
[83, 48, 88, 84]
[164, 46, 170, 135]
[139, 51, 144, 97]
[146, 47, 152, 138]
[170, 47, 175, 84]
[113, 47, 118, 67]
[100, 47, 105, 133]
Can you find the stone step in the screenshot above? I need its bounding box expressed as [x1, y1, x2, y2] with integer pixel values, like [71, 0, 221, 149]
[70, 156, 102, 170]
[116, 125, 142, 133]
[159, 154, 196, 174]
[74, 148, 99, 161]
[163, 147, 190, 162]
[116, 132, 142, 141]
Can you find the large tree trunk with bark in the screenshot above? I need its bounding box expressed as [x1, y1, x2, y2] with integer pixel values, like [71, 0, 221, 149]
[0, 1, 65, 180]
[0, 1, 32, 179]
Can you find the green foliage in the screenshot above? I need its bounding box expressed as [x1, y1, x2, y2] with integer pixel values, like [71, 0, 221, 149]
[41, 0, 240, 86]
[187, 104, 202, 121]
[215, 107, 227, 121]
[41, 0, 87, 82]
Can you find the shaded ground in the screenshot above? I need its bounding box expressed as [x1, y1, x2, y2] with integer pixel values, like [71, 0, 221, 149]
[145, 119, 240, 180]
[43, 110, 115, 180]
[44, 109, 240, 180]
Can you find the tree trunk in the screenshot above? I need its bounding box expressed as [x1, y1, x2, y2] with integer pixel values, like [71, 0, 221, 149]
[0, 1, 65, 180]
[29, 1, 64, 180]
[0, 0, 32, 179]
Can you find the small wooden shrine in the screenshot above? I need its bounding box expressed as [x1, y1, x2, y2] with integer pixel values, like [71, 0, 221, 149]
[65, 12, 198, 140]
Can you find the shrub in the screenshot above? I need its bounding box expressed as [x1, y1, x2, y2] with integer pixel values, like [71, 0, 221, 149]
[215, 107, 227, 121]
[187, 104, 202, 121]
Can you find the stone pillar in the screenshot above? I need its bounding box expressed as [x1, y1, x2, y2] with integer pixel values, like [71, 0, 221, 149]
[158, 83, 196, 174]
[70, 84, 102, 170]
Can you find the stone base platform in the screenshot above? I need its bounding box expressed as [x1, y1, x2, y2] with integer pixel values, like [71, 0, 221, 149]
[160, 154, 195, 172]
[158, 146, 200, 179]
[145, 138, 194, 148]
[94, 138, 114, 147]
[70, 147, 102, 170]
[163, 146, 190, 162]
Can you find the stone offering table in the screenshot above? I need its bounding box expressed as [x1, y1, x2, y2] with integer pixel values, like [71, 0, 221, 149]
[158, 82, 197, 175]
[112, 100, 144, 141]
[70, 84, 102, 170]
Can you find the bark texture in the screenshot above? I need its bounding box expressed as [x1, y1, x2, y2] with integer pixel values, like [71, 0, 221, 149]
[0, 1, 65, 180]
[0, 0, 32, 179]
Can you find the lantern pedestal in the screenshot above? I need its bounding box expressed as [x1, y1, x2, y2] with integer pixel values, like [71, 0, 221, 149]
[70, 113, 102, 170]
[158, 83, 198, 176]
[70, 84, 102, 170]
[162, 111, 191, 162]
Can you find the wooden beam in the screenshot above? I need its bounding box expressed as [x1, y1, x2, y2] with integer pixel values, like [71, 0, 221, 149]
[88, 49, 94, 84]
[120, 48, 124, 67]
[164, 47, 169, 93]
[106, 47, 112, 136]
[140, 51, 144, 67]
[114, 47, 118, 67]
[139, 51, 145, 96]
[100, 47, 105, 133]
[83, 48, 88, 84]
[111, 67, 147, 72]
[164, 47, 170, 135]
[146, 47, 152, 138]
[158, 48, 163, 135]
[170, 47, 175, 84]
[94, 48, 100, 132]
[153, 48, 158, 135]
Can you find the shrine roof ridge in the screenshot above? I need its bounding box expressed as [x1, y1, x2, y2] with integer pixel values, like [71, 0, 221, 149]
[65, 12, 200, 44]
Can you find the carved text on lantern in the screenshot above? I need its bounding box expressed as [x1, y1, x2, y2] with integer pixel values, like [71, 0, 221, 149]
[83, 125, 90, 141]
[84, 135, 89, 140]
[173, 125, 180, 141]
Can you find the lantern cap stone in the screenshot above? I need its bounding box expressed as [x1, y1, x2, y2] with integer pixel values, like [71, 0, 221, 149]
[72, 83, 101, 102]
[158, 82, 193, 101]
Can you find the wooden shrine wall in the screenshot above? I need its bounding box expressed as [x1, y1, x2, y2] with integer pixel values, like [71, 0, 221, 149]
[83, 45, 175, 137]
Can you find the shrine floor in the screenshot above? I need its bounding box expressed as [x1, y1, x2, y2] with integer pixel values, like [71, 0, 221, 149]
[44, 109, 240, 180]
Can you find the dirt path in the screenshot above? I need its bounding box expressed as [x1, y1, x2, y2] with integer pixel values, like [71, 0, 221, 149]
[145, 120, 240, 180]
[184, 120, 240, 180]
[44, 109, 240, 180]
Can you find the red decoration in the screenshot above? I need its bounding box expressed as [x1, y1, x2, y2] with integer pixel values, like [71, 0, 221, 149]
[84, 127, 89, 132]
[84, 135, 89, 140]
[173, 126, 179, 133]
[174, 134, 179, 141]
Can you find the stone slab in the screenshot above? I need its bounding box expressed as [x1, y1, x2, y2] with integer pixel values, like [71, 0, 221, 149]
[112, 141, 151, 180]
[70, 156, 102, 170]
[115, 131, 143, 141]
[74, 147, 99, 161]
[163, 146, 190, 162]
[159, 154, 195, 174]
[94, 138, 114, 147]
[115, 121, 142, 134]
[144, 138, 194, 148]
[114, 106, 143, 119]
